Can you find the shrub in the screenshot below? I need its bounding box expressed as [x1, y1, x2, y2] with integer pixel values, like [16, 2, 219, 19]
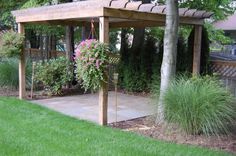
[122, 66, 148, 92]
[163, 76, 236, 136]
[0, 31, 25, 57]
[0, 58, 32, 89]
[34, 57, 73, 95]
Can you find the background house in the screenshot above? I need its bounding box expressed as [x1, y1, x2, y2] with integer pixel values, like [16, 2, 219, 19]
[213, 1, 236, 55]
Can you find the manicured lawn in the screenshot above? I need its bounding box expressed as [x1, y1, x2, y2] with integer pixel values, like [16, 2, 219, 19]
[0, 97, 232, 156]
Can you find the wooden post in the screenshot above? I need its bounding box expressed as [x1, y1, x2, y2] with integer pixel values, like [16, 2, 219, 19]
[99, 17, 109, 125]
[18, 23, 26, 99]
[192, 25, 202, 75]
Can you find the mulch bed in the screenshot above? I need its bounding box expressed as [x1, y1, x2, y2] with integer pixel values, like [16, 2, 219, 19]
[0, 86, 85, 100]
[110, 116, 236, 154]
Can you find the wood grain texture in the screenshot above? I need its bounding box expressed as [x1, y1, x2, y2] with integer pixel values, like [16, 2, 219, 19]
[18, 23, 26, 99]
[192, 25, 202, 75]
[99, 17, 109, 126]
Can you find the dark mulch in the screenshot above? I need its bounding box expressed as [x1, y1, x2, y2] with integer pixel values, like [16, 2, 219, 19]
[110, 116, 236, 154]
[0, 86, 85, 100]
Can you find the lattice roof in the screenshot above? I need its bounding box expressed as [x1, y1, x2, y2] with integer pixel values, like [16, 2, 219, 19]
[12, 0, 213, 27]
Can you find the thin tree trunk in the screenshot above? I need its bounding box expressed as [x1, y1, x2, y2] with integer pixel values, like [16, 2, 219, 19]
[65, 26, 74, 61]
[39, 34, 44, 60]
[157, 0, 179, 124]
[130, 0, 150, 67]
[45, 35, 49, 60]
[65, 26, 74, 88]
[120, 28, 129, 65]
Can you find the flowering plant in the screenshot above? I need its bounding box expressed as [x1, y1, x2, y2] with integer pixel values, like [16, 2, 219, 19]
[75, 39, 109, 91]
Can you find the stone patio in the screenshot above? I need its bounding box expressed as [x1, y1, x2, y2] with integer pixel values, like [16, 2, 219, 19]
[33, 91, 155, 124]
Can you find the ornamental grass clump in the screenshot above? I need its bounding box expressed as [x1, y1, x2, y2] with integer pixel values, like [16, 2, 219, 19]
[164, 76, 236, 136]
[75, 39, 109, 91]
[0, 58, 32, 89]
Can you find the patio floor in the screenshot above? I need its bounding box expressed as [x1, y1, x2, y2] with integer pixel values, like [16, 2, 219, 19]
[33, 91, 155, 124]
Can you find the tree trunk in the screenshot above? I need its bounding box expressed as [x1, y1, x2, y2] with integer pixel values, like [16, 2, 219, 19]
[39, 34, 44, 60]
[130, 0, 150, 67]
[45, 35, 49, 60]
[157, 0, 179, 124]
[120, 28, 129, 65]
[65, 26, 74, 61]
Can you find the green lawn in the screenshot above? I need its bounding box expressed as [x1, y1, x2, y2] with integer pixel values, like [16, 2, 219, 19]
[0, 97, 232, 156]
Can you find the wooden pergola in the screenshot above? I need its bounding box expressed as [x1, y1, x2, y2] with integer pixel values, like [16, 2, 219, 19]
[12, 0, 213, 125]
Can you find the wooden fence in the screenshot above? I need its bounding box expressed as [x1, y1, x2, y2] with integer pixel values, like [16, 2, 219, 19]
[209, 60, 236, 96]
[25, 48, 65, 61]
[209, 60, 236, 79]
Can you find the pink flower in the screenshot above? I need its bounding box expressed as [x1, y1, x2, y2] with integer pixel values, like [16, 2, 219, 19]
[75, 49, 81, 58]
[96, 60, 100, 69]
[89, 58, 95, 62]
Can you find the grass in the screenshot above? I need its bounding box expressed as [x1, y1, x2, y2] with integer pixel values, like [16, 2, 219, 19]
[0, 97, 232, 156]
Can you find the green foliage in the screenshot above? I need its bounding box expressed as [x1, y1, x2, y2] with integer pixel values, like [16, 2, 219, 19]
[0, 0, 28, 27]
[0, 31, 25, 57]
[178, 0, 235, 45]
[34, 57, 73, 95]
[75, 40, 110, 91]
[0, 58, 31, 89]
[122, 65, 148, 92]
[205, 22, 234, 45]
[119, 31, 158, 92]
[163, 76, 236, 136]
[109, 29, 120, 52]
[180, 0, 235, 20]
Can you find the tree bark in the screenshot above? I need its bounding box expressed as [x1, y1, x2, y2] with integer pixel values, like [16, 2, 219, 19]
[130, 0, 150, 67]
[65, 26, 74, 61]
[157, 0, 179, 124]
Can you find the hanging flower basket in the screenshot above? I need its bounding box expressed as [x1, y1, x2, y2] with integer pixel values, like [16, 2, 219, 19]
[75, 39, 110, 91]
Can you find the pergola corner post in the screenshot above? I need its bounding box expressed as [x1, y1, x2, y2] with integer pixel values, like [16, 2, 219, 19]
[18, 23, 26, 99]
[192, 25, 202, 75]
[99, 17, 109, 125]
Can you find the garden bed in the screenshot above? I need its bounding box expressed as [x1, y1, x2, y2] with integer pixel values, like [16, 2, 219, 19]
[0, 86, 85, 100]
[110, 116, 236, 154]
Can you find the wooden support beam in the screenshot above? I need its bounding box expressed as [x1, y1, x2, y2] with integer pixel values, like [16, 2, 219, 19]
[18, 23, 26, 99]
[99, 17, 109, 126]
[110, 20, 165, 28]
[104, 7, 204, 25]
[192, 25, 202, 75]
[12, 7, 103, 23]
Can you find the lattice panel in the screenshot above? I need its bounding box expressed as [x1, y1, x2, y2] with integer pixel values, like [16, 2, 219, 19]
[108, 53, 120, 65]
[209, 60, 236, 78]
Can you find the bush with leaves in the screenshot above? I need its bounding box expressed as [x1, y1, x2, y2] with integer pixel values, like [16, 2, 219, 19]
[34, 57, 73, 95]
[0, 58, 31, 89]
[75, 39, 109, 91]
[0, 31, 25, 57]
[163, 76, 235, 136]
[119, 32, 158, 92]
